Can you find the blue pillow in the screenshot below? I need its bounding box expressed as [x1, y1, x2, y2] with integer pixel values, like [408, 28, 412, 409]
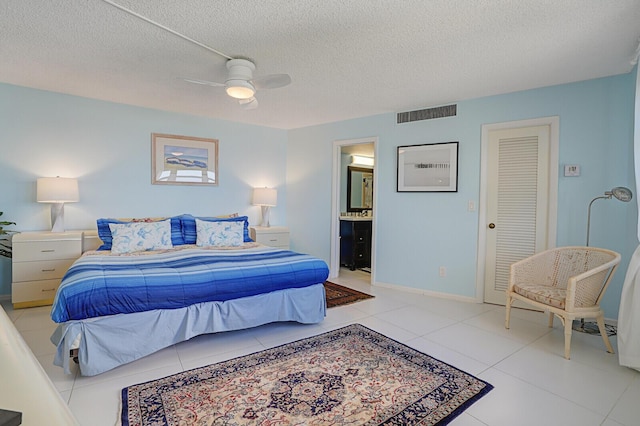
[180, 214, 252, 244]
[97, 216, 185, 251]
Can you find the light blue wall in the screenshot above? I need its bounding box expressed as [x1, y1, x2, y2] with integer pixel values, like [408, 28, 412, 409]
[0, 83, 288, 295]
[287, 72, 637, 320]
[1, 71, 636, 321]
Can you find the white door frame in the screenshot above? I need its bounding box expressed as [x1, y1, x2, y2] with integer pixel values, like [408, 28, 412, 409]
[330, 137, 378, 281]
[475, 117, 559, 301]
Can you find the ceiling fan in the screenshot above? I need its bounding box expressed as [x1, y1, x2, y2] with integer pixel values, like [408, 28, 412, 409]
[99, 0, 291, 110]
[184, 59, 291, 110]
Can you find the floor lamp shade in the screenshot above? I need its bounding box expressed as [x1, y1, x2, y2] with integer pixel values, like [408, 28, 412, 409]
[252, 187, 277, 227]
[37, 177, 79, 232]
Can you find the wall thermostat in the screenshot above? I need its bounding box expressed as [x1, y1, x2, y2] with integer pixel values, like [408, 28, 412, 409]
[564, 164, 580, 177]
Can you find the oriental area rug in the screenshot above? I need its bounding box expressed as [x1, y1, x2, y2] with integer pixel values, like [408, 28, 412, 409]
[121, 324, 493, 426]
[324, 281, 374, 308]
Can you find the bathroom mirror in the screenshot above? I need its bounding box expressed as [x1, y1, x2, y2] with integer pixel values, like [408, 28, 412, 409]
[347, 166, 374, 211]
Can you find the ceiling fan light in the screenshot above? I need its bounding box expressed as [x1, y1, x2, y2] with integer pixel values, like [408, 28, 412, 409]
[226, 80, 255, 99]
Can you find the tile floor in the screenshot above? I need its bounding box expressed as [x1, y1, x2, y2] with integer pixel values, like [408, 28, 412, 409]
[3, 268, 640, 426]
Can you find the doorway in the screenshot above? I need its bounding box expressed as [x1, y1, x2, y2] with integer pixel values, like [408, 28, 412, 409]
[477, 118, 559, 305]
[330, 137, 377, 284]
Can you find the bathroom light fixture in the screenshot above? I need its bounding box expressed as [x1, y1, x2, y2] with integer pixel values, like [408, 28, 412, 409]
[252, 187, 277, 227]
[586, 186, 633, 246]
[37, 177, 79, 232]
[351, 155, 374, 167]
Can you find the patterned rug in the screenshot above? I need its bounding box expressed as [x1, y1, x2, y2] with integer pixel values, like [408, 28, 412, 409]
[324, 281, 374, 308]
[122, 324, 493, 425]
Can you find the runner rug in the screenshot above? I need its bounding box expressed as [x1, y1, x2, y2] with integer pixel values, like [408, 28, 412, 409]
[122, 324, 493, 425]
[324, 281, 374, 308]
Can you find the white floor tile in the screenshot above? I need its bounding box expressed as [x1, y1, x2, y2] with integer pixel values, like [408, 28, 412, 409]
[607, 374, 640, 426]
[13, 305, 55, 332]
[467, 368, 605, 426]
[180, 343, 267, 372]
[19, 323, 59, 356]
[12, 270, 638, 426]
[375, 305, 459, 336]
[424, 322, 524, 366]
[174, 326, 262, 363]
[494, 343, 635, 416]
[470, 308, 553, 344]
[405, 336, 491, 377]
[355, 316, 419, 343]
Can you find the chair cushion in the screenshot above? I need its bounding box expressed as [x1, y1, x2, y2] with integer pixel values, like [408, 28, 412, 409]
[513, 284, 566, 309]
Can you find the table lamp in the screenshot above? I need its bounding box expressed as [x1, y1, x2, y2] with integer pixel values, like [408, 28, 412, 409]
[37, 177, 79, 232]
[252, 187, 277, 227]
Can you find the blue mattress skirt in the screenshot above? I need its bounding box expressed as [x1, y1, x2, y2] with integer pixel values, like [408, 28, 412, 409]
[51, 283, 326, 376]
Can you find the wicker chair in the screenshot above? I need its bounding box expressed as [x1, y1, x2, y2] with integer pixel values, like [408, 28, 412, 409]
[505, 246, 621, 359]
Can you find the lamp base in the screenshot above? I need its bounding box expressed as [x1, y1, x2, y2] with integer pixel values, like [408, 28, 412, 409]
[260, 206, 271, 227]
[50, 203, 65, 233]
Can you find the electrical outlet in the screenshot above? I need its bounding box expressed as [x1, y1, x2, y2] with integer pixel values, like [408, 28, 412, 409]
[439, 266, 446, 277]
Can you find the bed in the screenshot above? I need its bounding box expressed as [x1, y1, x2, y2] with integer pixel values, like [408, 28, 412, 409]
[49, 214, 329, 376]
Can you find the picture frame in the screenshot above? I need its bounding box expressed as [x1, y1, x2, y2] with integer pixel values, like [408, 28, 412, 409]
[397, 142, 458, 192]
[151, 133, 219, 186]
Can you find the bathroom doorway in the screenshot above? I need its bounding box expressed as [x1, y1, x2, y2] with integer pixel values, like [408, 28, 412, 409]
[330, 137, 377, 285]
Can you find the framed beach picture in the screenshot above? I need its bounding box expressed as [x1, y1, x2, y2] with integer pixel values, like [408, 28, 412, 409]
[397, 142, 458, 192]
[151, 133, 219, 186]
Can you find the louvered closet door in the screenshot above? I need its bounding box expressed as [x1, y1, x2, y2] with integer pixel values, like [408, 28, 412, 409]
[483, 126, 550, 305]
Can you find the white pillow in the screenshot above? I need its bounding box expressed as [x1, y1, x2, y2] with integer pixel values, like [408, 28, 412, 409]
[109, 220, 173, 254]
[195, 218, 244, 247]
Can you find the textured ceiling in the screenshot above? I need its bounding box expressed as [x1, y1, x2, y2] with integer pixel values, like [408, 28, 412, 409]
[1, 1, 639, 129]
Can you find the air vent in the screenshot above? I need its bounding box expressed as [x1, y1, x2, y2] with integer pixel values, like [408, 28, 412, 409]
[397, 104, 457, 124]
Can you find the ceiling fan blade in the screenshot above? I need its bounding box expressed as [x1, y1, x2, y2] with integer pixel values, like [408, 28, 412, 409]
[251, 74, 291, 90]
[183, 78, 225, 87]
[239, 97, 259, 110]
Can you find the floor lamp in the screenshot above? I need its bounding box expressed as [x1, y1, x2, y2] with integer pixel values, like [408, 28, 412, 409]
[576, 186, 633, 335]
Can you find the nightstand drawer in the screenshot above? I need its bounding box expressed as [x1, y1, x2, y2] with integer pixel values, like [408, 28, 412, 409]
[13, 239, 82, 262]
[254, 232, 289, 247]
[11, 231, 84, 308]
[250, 226, 290, 249]
[12, 279, 61, 304]
[12, 258, 76, 282]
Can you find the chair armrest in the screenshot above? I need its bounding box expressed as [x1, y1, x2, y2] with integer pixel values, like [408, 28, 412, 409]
[565, 254, 620, 310]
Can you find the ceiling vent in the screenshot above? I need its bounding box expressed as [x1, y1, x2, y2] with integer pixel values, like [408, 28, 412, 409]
[397, 104, 457, 124]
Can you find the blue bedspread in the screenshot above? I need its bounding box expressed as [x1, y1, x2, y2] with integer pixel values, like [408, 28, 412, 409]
[51, 245, 329, 323]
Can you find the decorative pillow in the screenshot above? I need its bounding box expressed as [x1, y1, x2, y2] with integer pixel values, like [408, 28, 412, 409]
[97, 216, 184, 250]
[181, 214, 252, 244]
[195, 218, 244, 247]
[109, 220, 173, 254]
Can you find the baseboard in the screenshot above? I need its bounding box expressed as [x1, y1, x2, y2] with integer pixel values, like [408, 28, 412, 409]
[371, 281, 619, 325]
[372, 280, 479, 304]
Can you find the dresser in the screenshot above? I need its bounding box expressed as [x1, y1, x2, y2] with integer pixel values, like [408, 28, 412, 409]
[11, 231, 83, 309]
[340, 218, 372, 270]
[250, 226, 290, 249]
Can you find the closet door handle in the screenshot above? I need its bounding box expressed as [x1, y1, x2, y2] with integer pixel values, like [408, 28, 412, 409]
[488, 223, 496, 229]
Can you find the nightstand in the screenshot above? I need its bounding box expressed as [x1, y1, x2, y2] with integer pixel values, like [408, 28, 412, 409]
[11, 231, 83, 309]
[250, 226, 290, 249]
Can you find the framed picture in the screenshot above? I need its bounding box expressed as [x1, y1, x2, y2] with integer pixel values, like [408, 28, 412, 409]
[151, 133, 219, 186]
[397, 142, 458, 192]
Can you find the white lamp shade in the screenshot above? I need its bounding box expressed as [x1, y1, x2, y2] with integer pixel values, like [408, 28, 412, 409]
[37, 177, 79, 203]
[252, 187, 277, 206]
